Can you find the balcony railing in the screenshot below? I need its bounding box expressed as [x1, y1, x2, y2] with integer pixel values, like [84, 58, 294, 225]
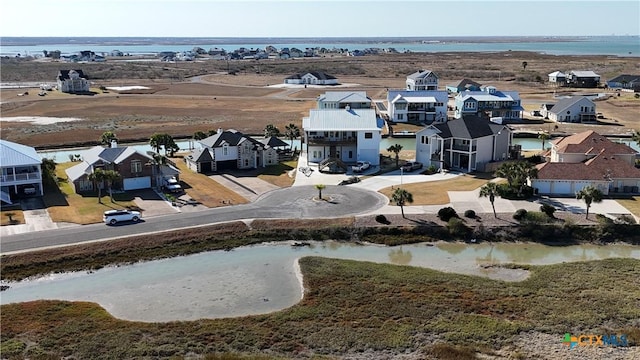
[451, 144, 477, 152]
[1, 172, 41, 183]
[307, 137, 357, 145]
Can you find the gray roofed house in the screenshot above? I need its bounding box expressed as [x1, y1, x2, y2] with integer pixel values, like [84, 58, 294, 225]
[415, 116, 513, 172]
[566, 70, 600, 88]
[317, 91, 371, 109]
[386, 89, 449, 124]
[607, 74, 640, 91]
[406, 69, 439, 91]
[545, 96, 596, 123]
[56, 69, 90, 93]
[445, 79, 482, 94]
[186, 129, 279, 173]
[0, 139, 44, 203]
[284, 71, 338, 85]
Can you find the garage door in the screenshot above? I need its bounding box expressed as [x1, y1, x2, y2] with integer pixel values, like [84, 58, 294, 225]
[552, 181, 572, 195]
[573, 181, 591, 193]
[532, 181, 551, 195]
[123, 177, 151, 190]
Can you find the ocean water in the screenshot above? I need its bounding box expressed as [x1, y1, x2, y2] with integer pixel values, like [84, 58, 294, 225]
[1, 36, 638, 57]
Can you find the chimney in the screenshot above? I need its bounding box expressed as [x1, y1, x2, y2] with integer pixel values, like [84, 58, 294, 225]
[217, 128, 223, 134]
[345, 105, 351, 111]
[111, 139, 117, 148]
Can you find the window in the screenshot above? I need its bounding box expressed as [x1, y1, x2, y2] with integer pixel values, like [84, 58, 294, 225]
[365, 132, 373, 139]
[397, 114, 404, 120]
[131, 160, 142, 174]
[349, 150, 353, 158]
[421, 136, 429, 144]
[222, 144, 228, 156]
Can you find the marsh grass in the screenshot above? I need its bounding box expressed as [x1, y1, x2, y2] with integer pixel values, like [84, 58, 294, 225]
[1, 257, 638, 359]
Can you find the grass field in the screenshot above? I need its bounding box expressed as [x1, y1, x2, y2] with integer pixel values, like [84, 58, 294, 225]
[378, 173, 492, 205]
[1, 257, 638, 359]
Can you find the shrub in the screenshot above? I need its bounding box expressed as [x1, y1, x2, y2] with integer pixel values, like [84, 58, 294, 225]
[616, 214, 636, 225]
[447, 218, 470, 238]
[523, 211, 554, 224]
[540, 204, 556, 218]
[438, 207, 458, 221]
[375, 214, 390, 224]
[464, 209, 476, 218]
[513, 209, 528, 221]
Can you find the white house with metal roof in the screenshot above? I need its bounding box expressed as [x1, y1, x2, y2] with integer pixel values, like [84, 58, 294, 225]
[0, 140, 43, 204]
[406, 69, 439, 90]
[566, 70, 600, 88]
[386, 90, 448, 124]
[546, 96, 596, 123]
[302, 108, 383, 167]
[317, 91, 372, 109]
[548, 71, 566, 85]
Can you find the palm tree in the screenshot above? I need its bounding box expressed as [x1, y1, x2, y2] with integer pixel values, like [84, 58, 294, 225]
[100, 131, 118, 147]
[631, 130, 640, 147]
[102, 170, 121, 203]
[391, 187, 413, 218]
[495, 161, 538, 197]
[479, 182, 500, 218]
[284, 123, 300, 148]
[88, 168, 107, 203]
[576, 185, 603, 219]
[264, 124, 280, 138]
[315, 184, 326, 200]
[387, 144, 403, 168]
[538, 132, 550, 151]
[522, 61, 528, 70]
[193, 131, 207, 141]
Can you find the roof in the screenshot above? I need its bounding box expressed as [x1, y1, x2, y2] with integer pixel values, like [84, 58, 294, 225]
[303, 109, 382, 131]
[285, 71, 336, 80]
[407, 69, 436, 80]
[260, 136, 289, 148]
[64, 145, 153, 182]
[186, 148, 214, 163]
[607, 74, 640, 84]
[537, 152, 640, 180]
[199, 129, 265, 150]
[569, 70, 600, 78]
[387, 89, 448, 103]
[318, 91, 370, 103]
[548, 96, 594, 115]
[425, 116, 507, 139]
[0, 139, 42, 167]
[552, 130, 637, 156]
[393, 95, 437, 103]
[57, 69, 87, 80]
[447, 78, 482, 89]
[548, 71, 566, 77]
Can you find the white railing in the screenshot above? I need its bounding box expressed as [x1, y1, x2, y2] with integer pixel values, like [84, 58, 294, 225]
[1, 172, 41, 182]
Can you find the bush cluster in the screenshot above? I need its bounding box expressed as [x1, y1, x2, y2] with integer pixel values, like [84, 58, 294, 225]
[464, 210, 476, 218]
[540, 204, 556, 218]
[513, 209, 528, 221]
[438, 207, 458, 221]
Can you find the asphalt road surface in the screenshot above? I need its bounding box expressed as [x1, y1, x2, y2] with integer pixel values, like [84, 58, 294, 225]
[0, 186, 388, 254]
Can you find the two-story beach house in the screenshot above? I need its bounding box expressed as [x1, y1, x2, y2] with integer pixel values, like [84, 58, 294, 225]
[406, 69, 439, 91]
[414, 116, 513, 173]
[386, 90, 448, 124]
[566, 70, 600, 88]
[0, 140, 43, 204]
[454, 86, 523, 121]
[185, 129, 279, 173]
[302, 108, 383, 170]
[56, 69, 90, 93]
[544, 96, 596, 123]
[530, 130, 640, 196]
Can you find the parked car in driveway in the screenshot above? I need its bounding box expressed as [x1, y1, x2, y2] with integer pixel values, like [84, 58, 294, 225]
[352, 161, 371, 173]
[401, 161, 423, 172]
[103, 209, 142, 225]
[163, 177, 182, 193]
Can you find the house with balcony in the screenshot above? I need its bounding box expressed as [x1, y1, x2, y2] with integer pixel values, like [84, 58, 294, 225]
[185, 129, 278, 173]
[0, 140, 43, 204]
[284, 71, 338, 85]
[65, 144, 172, 193]
[454, 86, 523, 120]
[386, 89, 448, 124]
[56, 69, 90, 93]
[317, 91, 371, 109]
[566, 70, 600, 88]
[414, 116, 513, 173]
[545, 96, 596, 123]
[302, 108, 383, 171]
[530, 130, 640, 196]
[406, 69, 438, 90]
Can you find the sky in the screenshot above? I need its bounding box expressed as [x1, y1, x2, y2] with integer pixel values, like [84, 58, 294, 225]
[1, 0, 639, 38]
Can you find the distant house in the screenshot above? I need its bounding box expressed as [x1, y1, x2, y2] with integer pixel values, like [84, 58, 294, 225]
[302, 108, 383, 167]
[547, 71, 566, 86]
[406, 69, 438, 91]
[566, 70, 600, 88]
[454, 86, 523, 120]
[445, 79, 482, 95]
[545, 96, 596, 123]
[185, 129, 278, 173]
[317, 91, 371, 109]
[284, 72, 338, 85]
[415, 116, 512, 173]
[0, 140, 44, 204]
[65, 143, 172, 193]
[56, 69, 90, 93]
[386, 89, 448, 124]
[110, 50, 124, 57]
[530, 130, 640, 196]
[607, 74, 640, 91]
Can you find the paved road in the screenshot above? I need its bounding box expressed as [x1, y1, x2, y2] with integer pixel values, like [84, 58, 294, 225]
[0, 186, 388, 254]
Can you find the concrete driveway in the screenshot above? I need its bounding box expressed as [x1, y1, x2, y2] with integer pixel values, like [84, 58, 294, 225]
[209, 172, 280, 201]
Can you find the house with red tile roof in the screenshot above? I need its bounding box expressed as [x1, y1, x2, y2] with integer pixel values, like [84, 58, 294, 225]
[529, 130, 640, 195]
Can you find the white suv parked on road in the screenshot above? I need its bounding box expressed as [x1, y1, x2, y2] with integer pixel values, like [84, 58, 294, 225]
[103, 209, 142, 225]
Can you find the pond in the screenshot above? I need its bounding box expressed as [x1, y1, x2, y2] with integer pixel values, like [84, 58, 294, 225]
[2, 241, 638, 322]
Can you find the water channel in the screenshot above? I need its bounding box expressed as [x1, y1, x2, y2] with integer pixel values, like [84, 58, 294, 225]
[2, 241, 638, 322]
